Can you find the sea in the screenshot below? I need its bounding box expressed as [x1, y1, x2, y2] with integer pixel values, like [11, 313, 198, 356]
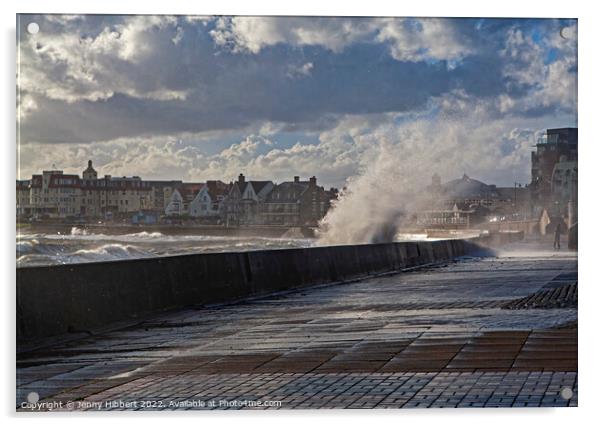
[16, 227, 315, 267]
[16, 226, 454, 268]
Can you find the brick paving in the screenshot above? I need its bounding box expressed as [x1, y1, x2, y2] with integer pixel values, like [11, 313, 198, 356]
[502, 282, 577, 309]
[16, 239, 577, 410]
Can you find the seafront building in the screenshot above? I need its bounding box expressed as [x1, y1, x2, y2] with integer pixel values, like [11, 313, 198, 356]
[420, 173, 531, 227]
[17, 161, 155, 220]
[530, 127, 578, 217]
[529, 128, 578, 243]
[189, 180, 231, 219]
[17, 127, 575, 230]
[263, 176, 335, 227]
[16, 161, 337, 227]
[222, 174, 337, 227]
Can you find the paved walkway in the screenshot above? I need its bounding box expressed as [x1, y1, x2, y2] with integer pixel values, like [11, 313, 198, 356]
[17, 239, 577, 410]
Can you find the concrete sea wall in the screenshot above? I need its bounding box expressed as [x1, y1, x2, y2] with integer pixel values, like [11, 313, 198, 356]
[16, 232, 523, 342]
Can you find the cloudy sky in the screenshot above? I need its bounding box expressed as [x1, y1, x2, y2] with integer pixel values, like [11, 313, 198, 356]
[17, 15, 577, 187]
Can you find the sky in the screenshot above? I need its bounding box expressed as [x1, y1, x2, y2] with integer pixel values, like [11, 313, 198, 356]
[16, 15, 577, 188]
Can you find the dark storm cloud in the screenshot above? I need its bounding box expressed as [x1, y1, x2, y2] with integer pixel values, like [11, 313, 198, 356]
[17, 15, 576, 144]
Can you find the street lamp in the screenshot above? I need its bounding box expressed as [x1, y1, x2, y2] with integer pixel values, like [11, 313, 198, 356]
[513, 182, 523, 219]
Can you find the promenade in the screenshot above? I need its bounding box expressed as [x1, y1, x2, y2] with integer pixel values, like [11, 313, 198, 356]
[17, 238, 577, 410]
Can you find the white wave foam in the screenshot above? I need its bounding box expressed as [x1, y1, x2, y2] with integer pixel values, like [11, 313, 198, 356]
[16, 231, 315, 266]
[70, 226, 89, 236]
[17, 243, 155, 266]
[70, 244, 152, 262]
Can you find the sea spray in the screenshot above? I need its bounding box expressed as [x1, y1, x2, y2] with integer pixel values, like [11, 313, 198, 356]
[317, 123, 458, 245]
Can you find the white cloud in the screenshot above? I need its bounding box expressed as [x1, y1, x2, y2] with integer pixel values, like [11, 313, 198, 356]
[17, 93, 38, 120]
[210, 17, 377, 54]
[497, 24, 577, 115]
[18, 93, 563, 190]
[210, 17, 473, 63]
[16, 15, 576, 197]
[17, 15, 185, 104]
[287, 62, 314, 79]
[376, 18, 473, 62]
[18, 16, 576, 147]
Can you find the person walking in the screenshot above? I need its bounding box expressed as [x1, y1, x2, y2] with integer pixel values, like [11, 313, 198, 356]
[553, 223, 562, 250]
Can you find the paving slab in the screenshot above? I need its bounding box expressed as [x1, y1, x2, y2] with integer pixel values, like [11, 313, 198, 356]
[17, 240, 577, 410]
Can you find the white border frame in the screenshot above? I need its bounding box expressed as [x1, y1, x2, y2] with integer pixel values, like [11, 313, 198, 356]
[3, 1, 599, 425]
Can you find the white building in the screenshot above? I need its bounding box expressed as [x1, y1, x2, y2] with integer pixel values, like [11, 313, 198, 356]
[164, 189, 185, 216]
[189, 187, 213, 217]
[190, 181, 230, 218]
[164, 183, 206, 216]
[17, 160, 153, 219]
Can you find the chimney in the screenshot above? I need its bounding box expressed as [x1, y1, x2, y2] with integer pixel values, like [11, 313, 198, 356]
[294, 176, 300, 183]
[309, 176, 317, 187]
[238, 173, 245, 186]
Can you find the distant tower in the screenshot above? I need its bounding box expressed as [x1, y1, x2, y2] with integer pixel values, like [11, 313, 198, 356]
[82, 160, 98, 181]
[431, 173, 442, 188]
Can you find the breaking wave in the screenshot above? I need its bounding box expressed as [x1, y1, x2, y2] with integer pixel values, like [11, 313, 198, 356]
[17, 243, 154, 267]
[16, 229, 313, 267]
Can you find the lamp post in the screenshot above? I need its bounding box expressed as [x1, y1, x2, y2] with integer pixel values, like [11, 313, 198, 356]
[513, 182, 523, 219]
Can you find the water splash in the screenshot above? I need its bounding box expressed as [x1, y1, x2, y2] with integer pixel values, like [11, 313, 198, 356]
[318, 129, 453, 245]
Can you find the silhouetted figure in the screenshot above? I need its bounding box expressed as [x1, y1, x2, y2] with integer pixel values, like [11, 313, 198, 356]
[554, 223, 562, 250]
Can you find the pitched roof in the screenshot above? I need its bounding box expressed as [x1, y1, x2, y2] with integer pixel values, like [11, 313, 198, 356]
[249, 181, 272, 194]
[205, 180, 231, 199]
[177, 183, 205, 201]
[266, 181, 308, 202]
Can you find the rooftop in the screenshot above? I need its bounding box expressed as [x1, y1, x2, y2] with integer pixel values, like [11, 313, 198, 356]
[442, 174, 500, 199]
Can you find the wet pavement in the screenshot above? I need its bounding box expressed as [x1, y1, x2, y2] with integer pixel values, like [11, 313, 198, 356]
[17, 238, 577, 410]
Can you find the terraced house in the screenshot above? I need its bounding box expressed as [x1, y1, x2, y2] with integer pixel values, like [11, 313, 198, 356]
[262, 176, 336, 226]
[221, 174, 337, 227]
[223, 174, 274, 226]
[17, 161, 338, 226]
[17, 160, 153, 219]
